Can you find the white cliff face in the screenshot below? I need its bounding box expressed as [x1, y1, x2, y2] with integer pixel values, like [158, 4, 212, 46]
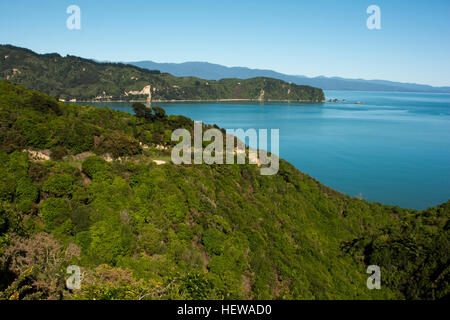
[258, 89, 265, 101]
[6, 68, 21, 80]
[126, 85, 152, 101]
[23, 149, 51, 161]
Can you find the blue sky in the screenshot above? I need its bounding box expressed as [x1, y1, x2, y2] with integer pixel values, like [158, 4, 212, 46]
[1, 0, 449, 86]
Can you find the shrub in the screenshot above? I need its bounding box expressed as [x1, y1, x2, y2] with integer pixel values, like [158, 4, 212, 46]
[96, 132, 142, 158]
[176, 223, 194, 241]
[39, 198, 70, 231]
[138, 223, 163, 255]
[0, 175, 15, 202]
[27, 162, 50, 184]
[181, 271, 213, 300]
[25, 93, 62, 116]
[50, 146, 68, 160]
[202, 229, 226, 255]
[70, 206, 93, 233]
[42, 174, 74, 197]
[132, 102, 153, 120]
[15, 177, 39, 212]
[152, 106, 166, 119]
[16, 119, 49, 148]
[82, 156, 110, 179]
[1, 233, 80, 300]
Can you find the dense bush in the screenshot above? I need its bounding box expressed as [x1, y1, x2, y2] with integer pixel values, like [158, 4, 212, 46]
[152, 106, 166, 119]
[0, 82, 447, 301]
[39, 198, 71, 231]
[15, 177, 39, 212]
[81, 157, 110, 179]
[132, 102, 152, 120]
[343, 202, 450, 299]
[25, 93, 62, 116]
[42, 174, 74, 197]
[202, 229, 226, 255]
[50, 146, 68, 160]
[96, 132, 142, 158]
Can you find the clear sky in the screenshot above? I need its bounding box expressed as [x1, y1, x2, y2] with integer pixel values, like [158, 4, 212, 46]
[1, 0, 449, 86]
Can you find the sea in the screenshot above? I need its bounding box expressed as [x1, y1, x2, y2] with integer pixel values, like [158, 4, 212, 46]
[81, 90, 450, 210]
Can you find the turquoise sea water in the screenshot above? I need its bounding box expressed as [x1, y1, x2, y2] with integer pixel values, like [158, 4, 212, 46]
[84, 91, 450, 210]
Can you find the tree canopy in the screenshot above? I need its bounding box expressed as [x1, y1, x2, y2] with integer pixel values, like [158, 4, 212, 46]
[0, 81, 447, 300]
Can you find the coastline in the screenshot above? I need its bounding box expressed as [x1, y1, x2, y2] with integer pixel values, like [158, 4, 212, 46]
[74, 98, 327, 103]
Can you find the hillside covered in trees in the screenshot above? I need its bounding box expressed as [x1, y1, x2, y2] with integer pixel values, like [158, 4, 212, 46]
[0, 81, 447, 300]
[0, 45, 325, 103]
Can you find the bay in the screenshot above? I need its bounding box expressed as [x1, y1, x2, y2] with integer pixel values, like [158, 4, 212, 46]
[82, 90, 450, 210]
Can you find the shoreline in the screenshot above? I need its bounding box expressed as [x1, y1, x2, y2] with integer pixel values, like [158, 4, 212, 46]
[73, 98, 327, 104]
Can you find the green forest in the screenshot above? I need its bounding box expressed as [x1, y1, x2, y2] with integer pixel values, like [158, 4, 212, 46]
[0, 81, 448, 300]
[0, 45, 325, 103]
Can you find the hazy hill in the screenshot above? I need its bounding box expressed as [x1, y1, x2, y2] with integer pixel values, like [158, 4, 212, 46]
[0, 45, 324, 103]
[131, 61, 450, 93]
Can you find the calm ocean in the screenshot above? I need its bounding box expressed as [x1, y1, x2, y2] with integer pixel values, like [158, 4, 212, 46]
[83, 90, 450, 210]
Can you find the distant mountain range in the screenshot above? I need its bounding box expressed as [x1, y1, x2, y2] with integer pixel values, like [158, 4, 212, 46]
[130, 61, 450, 93]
